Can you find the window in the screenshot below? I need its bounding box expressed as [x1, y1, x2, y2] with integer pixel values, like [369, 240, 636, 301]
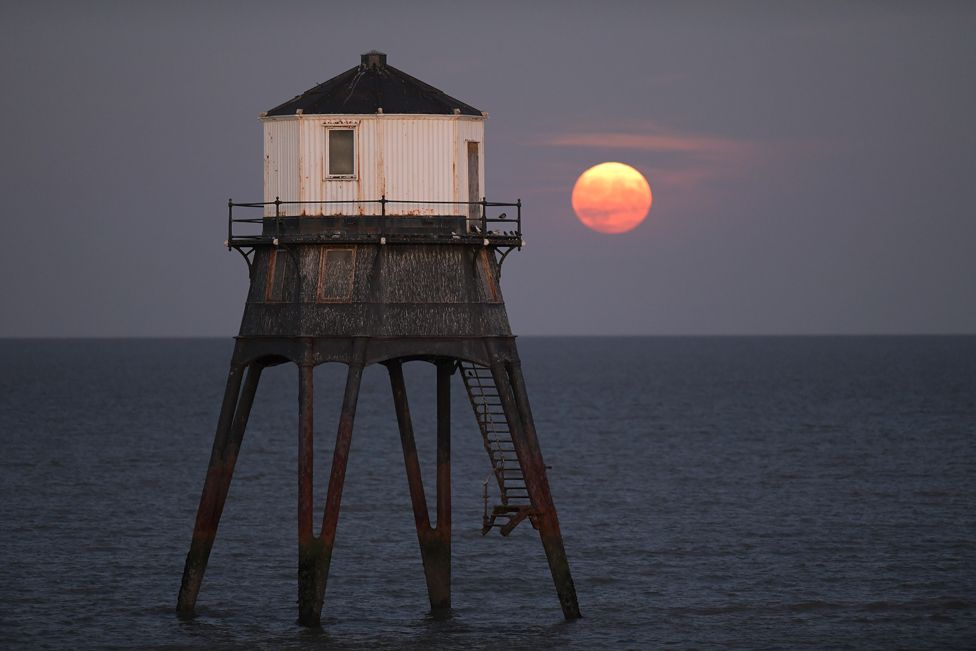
[328, 129, 355, 176]
[318, 247, 356, 302]
[265, 249, 293, 303]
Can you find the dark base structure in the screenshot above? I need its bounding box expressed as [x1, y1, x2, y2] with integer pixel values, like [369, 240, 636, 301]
[176, 335, 581, 626]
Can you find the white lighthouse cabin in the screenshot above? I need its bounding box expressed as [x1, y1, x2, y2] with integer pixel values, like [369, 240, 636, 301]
[261, 51, 486, 221]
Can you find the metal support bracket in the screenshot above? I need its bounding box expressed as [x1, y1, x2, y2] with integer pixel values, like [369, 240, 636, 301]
[232, 246, 256, 279]
[494, 246, 516, 279]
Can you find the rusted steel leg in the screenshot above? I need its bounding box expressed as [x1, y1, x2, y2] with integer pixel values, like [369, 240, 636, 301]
[296, 361, 317, 625]
[302, 340, 367, 627]
[388, 359, 451, 613]
[177, 360, 262, 616]
[388, 360, 431, 531]
[433, 359, 452, 610]
[490, 361, 582, 620]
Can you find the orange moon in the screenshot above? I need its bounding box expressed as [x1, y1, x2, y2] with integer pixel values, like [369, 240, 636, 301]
[571, 162, 653, 234]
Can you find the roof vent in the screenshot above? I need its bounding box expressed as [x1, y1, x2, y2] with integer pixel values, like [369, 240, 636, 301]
[361, 51, 387, 69]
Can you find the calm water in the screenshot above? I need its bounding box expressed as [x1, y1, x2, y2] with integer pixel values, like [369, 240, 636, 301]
[0, 337, 973, 649]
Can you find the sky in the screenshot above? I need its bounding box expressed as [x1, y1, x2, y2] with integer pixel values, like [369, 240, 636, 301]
[1, 1, 974, 336]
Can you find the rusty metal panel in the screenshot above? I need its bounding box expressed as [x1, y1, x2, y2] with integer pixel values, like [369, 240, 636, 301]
[382, 116, 455, 215]
[357, 118, 378, 211]
[317, 247, 357, 302]
[262, 118, 300, 216]
[239, 244, 513, 338]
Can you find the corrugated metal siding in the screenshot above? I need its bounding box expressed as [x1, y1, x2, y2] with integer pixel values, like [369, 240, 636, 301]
[383, 117, 455, 215]
[263, 119, 300, 216]
[262, 114, 485, 218]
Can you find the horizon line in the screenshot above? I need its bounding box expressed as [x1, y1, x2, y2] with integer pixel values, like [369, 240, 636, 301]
[1, 333, 974, 340]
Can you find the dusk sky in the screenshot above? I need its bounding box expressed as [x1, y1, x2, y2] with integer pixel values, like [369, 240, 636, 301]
[2, 1, 973, 336]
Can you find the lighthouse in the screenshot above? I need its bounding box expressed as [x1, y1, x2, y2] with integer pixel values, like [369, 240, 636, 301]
[176, 51, 581, 627]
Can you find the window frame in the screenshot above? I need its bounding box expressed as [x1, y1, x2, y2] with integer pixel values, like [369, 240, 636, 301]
[323, 121, 358, 180]
[317, 247, 357, 303]
[265, 249, 293, 303]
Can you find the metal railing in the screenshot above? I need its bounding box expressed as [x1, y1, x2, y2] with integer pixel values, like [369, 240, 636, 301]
[226, 196, 522, 248]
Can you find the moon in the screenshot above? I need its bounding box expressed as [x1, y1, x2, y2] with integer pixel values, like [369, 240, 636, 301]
[571, 162, 653, 234]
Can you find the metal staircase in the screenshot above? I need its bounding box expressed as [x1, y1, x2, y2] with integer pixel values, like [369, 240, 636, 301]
[458, 361, 536, 535]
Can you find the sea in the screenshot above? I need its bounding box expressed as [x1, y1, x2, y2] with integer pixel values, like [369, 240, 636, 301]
[0, 337, 973, 649]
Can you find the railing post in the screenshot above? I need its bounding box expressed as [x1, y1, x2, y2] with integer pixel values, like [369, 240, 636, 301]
[517, 199, 522, 249]
[227, 198, 233, 249]
[381, 194, 386, 217]
[275, 196, 281, 242]
[481, 196, 487, 235]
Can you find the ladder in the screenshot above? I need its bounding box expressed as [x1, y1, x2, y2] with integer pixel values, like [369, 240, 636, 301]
[458, 361, 536, 535]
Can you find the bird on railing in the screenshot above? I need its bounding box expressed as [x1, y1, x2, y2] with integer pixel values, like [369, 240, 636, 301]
[497, 212, 507, 220]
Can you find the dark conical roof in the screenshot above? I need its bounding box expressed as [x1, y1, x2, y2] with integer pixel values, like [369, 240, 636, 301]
[265, 51, 482, 117]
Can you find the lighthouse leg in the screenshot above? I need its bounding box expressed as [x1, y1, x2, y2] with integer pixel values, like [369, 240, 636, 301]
[300, 346, 366, 627]
[177, 360, 263, 616]
[388, 360, 452, 613]
[296, 361, 317, 625]
[433, 359, 452, 611]
[490, 361, 582, 620]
